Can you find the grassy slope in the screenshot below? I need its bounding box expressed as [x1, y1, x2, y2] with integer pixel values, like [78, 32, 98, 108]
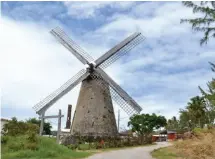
[151, 146, 181, 159]
[152, 128, 215, 159]
[1, 136, 92, 159]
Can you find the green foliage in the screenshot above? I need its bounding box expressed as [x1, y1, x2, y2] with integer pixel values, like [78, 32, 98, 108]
[1, 136, 9, 144]
[179, 109, 192, 130]
[166, 116, 180, 130]
[181, 1, 215, 45]
[177, 63, 215, 131]
[24, 142, 39, 150]
[179, 96, 208, 129]
[3, 117, 39, 136]
[128, 113, 166, 144]
[8, 141, 25, 151]
[26, 118, 52, 135]
[27, 132, 38, 143]
[199, 62, 215, 124]
[128, 113, 167, 135]
[67, 144, 78, 150]
[151, 147, 180, 159]
[1, 135, 92, 159]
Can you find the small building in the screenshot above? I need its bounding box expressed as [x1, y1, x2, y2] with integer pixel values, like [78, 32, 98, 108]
[152, 129, 177, 142]
[167, 130, 177, 141]
[152, 134, 167, 142]
[1, 118, 10, 135]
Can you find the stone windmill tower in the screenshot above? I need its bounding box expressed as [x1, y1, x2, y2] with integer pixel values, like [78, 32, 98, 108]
[33, 27, 144, 136]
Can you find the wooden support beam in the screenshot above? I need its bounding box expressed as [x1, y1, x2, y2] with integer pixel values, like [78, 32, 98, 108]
[57, 109, 62, 144]
[39, 112, 45, 136]
[39, 115, 64, 119]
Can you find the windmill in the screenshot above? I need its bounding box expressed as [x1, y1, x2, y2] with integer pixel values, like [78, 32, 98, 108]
[33, 27, 145, 136]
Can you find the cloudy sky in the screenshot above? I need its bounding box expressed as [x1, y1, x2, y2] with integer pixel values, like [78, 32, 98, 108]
[1, 1, 215, 131]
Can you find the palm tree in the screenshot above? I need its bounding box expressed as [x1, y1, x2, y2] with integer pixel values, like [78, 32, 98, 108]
[186, 96, 207, 128]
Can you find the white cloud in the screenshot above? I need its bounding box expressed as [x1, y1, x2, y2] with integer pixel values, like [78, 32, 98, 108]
[63, 1, 136, 19]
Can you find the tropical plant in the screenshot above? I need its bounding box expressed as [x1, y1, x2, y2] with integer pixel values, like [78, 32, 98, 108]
[181, 1, 215, 45]
[187, 96, 207, 128]
[199, 62, 215, 124]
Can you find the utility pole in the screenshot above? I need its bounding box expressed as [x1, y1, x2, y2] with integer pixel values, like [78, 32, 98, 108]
[118, 109, 120, 132]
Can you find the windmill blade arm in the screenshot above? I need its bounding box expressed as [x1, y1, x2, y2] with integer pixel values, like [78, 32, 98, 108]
[94, 68, 142, 115]
[50, 27, 94, 65]
[33, 69, 90, 115]
[95, 32, 145, 69]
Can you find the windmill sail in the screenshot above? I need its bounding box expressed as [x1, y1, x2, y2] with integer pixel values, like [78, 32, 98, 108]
[95, 32, 145, 69]
[91, 69, 142, 115]
[50, 27, 94, 64]
[33, 69, 90, 114]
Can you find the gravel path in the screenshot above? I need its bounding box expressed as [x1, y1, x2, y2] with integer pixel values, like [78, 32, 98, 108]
[86, 142, 172, 159]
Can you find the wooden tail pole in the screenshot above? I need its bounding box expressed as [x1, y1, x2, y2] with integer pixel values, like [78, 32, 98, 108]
[118, 109, 120, 132]
[39, 112, 45, 136]
[57, 109, 62, 144]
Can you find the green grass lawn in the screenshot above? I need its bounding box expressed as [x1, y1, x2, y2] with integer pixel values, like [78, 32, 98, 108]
[1, 135, 93, 159]
[151, 146, 181, 159]
[2, 134, 157, 159]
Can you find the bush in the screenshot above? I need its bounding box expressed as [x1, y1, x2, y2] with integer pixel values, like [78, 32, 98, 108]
[8, 142, 25, 151]
[67, 144, 78, 150]
[3, 117, 39, 136]
[27, 132, 38, 143]
[25, 142, 39, 150]
[1, 136, 9, 144]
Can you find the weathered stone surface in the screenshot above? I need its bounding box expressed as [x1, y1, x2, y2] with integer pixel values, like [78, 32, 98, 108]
[60, 134, 77, 145]
[71, 76, 118, 136]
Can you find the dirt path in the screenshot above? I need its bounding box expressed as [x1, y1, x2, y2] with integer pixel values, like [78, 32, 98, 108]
[86, 142, 171, 159]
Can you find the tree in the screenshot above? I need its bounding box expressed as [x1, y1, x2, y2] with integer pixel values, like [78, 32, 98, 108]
[181, 1, 215, 45]
[26, 118, 52, 135]
[199, 62, 215, 124]
[186, 96, 207, 128]
[166, 116, 180, 130]
[179, 96, 207, 129]
[179, 109, 192, 130]
[128, 113, 166, 144]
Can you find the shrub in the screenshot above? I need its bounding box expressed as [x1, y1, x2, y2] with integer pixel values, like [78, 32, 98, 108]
[8, 142, 25, 151]
[25, 142, 39, 150]
[27, 132, 38, 143]
[3, 117, 39, 136]
[1, 136, 9, 144]
[67, 144, 78, 150]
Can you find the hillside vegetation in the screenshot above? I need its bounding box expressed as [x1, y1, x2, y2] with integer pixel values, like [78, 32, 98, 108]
[152, 128, 215, 159]
[1, 117, 92, 159]
[1, 135, 92, 159]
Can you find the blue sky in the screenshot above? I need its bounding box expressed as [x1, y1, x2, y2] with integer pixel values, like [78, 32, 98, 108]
[1, 1, 215, 130]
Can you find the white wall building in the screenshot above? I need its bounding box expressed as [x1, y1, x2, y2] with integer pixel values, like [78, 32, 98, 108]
[1, 118, 10, 134]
